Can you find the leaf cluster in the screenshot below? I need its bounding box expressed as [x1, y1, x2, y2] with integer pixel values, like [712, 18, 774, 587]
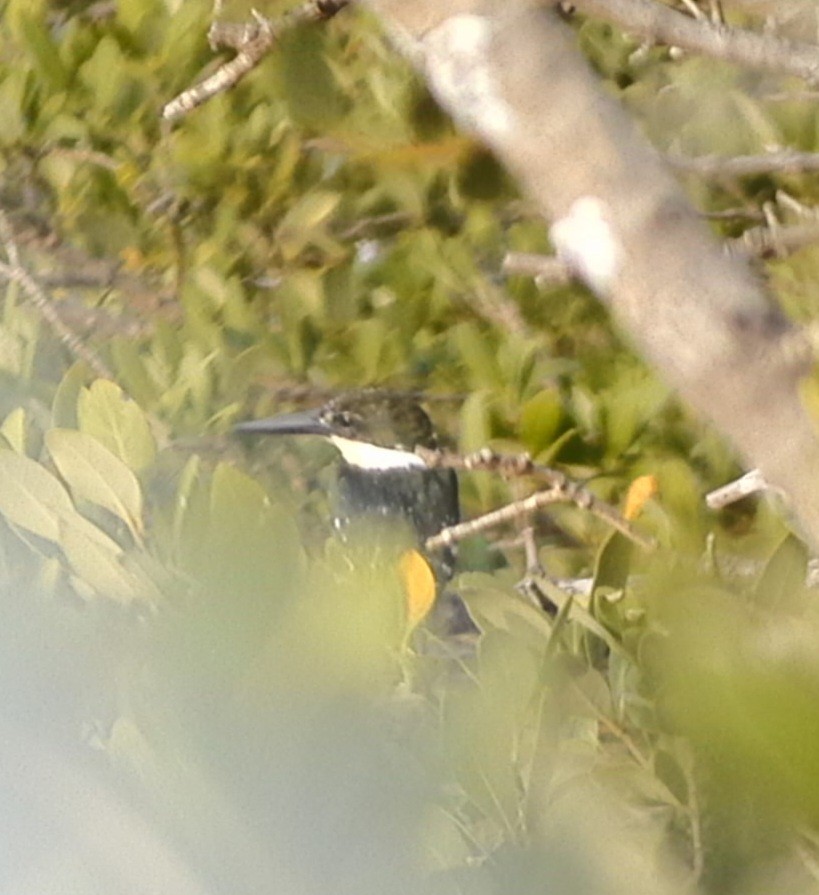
[3, 2, 819, 893]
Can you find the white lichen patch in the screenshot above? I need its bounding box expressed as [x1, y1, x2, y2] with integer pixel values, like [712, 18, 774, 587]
[423, 15, 514, 139]
[550, 196, 623, 295]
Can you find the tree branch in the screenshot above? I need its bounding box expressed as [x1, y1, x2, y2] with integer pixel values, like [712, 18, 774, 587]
[0, 210, 112, 380]
[671, 149, 819, 179]
[571, 0, 819, 83]
[362, 0, 819, 546]
[417, 446, 655, 550]
[162, 0, 350, 122]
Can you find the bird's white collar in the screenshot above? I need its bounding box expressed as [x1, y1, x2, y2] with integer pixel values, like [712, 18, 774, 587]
[330, 436, 426, 470]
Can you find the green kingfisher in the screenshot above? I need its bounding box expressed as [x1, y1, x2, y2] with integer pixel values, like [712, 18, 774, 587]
[235, 391, 465, 631]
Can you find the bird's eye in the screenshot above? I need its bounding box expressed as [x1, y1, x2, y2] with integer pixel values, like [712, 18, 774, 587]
[336, 411, 355, 430]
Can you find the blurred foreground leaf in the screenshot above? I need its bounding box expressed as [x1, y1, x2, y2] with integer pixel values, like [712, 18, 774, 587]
[46, 428, 144, 539]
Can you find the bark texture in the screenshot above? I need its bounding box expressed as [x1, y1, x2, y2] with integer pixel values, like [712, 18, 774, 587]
[365, 0, 819, 544]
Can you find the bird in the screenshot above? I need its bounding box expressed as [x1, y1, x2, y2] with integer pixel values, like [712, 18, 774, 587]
[235, 390, 467, 633]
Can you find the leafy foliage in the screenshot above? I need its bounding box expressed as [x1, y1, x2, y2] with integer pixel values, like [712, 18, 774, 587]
[2, 1, 819, 893]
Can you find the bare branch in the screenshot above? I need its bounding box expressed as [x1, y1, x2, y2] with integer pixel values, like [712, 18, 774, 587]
[571, 0, 819, 83]
[462, 281, 530, 337]
[0, 210, 112, 380]
[705, 468, 771, 509]
[701, 208, 764, 222]
[505, 215, 819, 277]
[417, 446, 656, 549]
[162, 0, 350, 122]
[671, 149, 819, 179]
[502, 251, 572, 284]
[727, 222, 819, 259]
[43, 145, 119, 171]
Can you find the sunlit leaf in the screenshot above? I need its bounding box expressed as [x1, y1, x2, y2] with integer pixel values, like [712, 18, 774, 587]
[46, 428, 144, 539]
[519, 389, 563, 457]
[58, 513, 156, 603]
[77, 380, 156, 471]
[754, 532, 810, 612]
[458, 572, 552, 645]
[0, 407, 26, 453]
[51, 361, 90, 430]
[0, 449, 76, 542]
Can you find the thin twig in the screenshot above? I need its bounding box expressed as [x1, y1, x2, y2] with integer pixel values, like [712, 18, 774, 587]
[568, 674, 658, 776]
[162, 0, 350, 122]
[504, 212, 819, 277]
[338, 211, 414, 241]
[0, 210, 112, 379]
[681, 751, 705, 883]
[43, 145, 118, 171]
[795, 831, 819, 885]
[705, 468, 771, 509]
[502, 251, 573, 284]
[700, 207, 764, 222]
[727, 221, 819, 259]
[671, 149, 819, 179]
[418, 446, 655, 551]
[467, 281, 530, 338]
[573, 0, 819, 84]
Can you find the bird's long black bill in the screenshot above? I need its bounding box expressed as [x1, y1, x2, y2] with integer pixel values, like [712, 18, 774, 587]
[234, 409, 331, 437]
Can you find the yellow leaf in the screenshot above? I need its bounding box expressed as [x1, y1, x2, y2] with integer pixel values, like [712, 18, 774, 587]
[399, 548, 436, 630]
[623, 474, 658, 521]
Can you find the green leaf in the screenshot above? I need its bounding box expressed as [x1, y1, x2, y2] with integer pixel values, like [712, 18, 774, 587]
[352, 318, 389, 381]
[172, 457, 212, 575]
[0, 407, 26, 453]
[172, 454, 201, 547]
[116, 0, 161, 35]
[453, 322, 499, 391]
[519, 388, 563, 457]
[601, 370, 668, 458]
[109, 338, 157, 407]
[0, 449, 76, 542]
[46, 429, 144, 539]
[77, 380, 156, 471]
[0, 449, 144, 601]
[754, 532, 810, 612]
[77, 35, 129, 116]
[0, 69, 29, 146]
[59, 513, 156, 604]
[279, 27, 348, 130]
[585, 530, 635, 664]
[19, 10, 68, 93]
[592, 530, 633, 597]
[51, 361, 90, 430]
[209, 462, 270, 527]
[276, 191, 341, 261]
[457, 572, 553, 646]
[458, 390, 493, 454]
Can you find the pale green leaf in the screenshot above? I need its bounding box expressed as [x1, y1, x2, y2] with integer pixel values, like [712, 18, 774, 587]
[0, 449, 76, 542]
[0, 407, 26, 453]
[46, 428, 144, 539]
[210, 462, 270, 523]
[0, 69, 28, 146]
[458, 572, 553, 645]
[77, 380, 156, 471]
[59, 514, 155, 603]
[276, 191, 340, 261]
[51, 361, 89, 429]
[458, 390, 493, 454]
[519, 389, 563, 457]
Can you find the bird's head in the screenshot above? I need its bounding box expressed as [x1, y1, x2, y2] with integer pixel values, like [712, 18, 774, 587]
[235, 391, 440, 470]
